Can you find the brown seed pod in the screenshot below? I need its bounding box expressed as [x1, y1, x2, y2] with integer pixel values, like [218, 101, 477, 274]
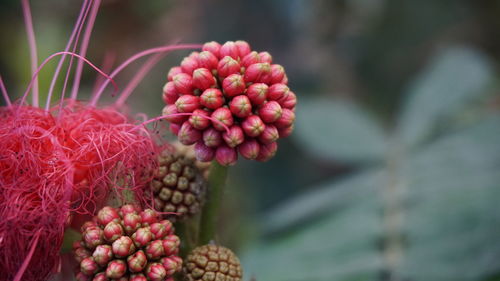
[184, 245, 243, 281]
[171, 141, 211, 179]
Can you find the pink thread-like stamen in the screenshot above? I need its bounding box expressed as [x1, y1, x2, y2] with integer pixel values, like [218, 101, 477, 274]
[13, 229, 41, 281]
[92, 51, 116, 94]
[91, 44, 202, 107]
[21, 0, 39, 107]
[0, 75, 11, 107]
[133, 113, 231, 134]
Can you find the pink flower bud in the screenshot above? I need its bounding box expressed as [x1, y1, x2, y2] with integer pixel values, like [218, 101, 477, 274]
[202, 41, 222, 58]
[92, 272, 107, 281]
[235, 40, 251, 57]
[146, 263, 167, 281]
[279, 90, 297, 109]
[162, 104, 187, 124]
[80, 257, 98, 275]
[203, 127, 223, 147]
[162, 235, 180, 256]
[192, 68, 215, 90]
[73, 240, 83, 250]
[268, 83, 290, 101]
[146, 240, 165, 260]
[127, 250, 147, 272]
[270, 64, 285, 84]
[161, 257, 181, 275]
[200, 88, 224, 110]
[112, 236, 136, 258]
[75, 272, 92, 281]
[120, 204, 141, 216]
[74, 247, 91, 263]
[132, 227, 153, 247]
[123, 212, 142, 234]
[92, 244, 113, 266]
[106, 260, 127, 279]
[281, 74, 289, 84]
[217, 56, 240, 78]
[150, 222, 168, 239]
[140, 209, 158, 226]
[229, 95, 252, 118]
[130, 274, 148, 281]
[220, 41, 239, 60]
[241, 51, 261, 68]
[242, 115, 266, 137]
[188, 109, 210, 130]
[257, 142, 278, 162]
[238, 138, 260, 160]
[259, 51, 273, 63]
[97, 206, 120, 226]
[83, 226, 104, 249]
[222, 125, 245, 148]
[211, 107, 234, 131]
[80, 221, 98, 233]
[274, 108, 295, 128]
[194, 141, 215, 162]
[175, 95, 200, 113]
[159, 220, 174, 235]
[103, 221, 124, 242]
[162, 81, 179, 105]
[278, 124, 294, 138]
[197, 51, 219, 70]
[246, 83, 268, 105]
[215, 145, 238, 166]
[167, 66, 183, 81]
[180, 55, 199, 75]
[259, 101, 283, 123]
[178, 121, 202, 145]
[222, 74, 246, 97]
[169, 123, 180, 135]
[258, 124, 279, 144]
[172, 73, 193, 95]
[244, 62, 271, 83]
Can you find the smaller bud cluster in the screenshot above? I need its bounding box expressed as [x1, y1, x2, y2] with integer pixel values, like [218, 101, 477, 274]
[73, 205, 182, 281]
[162, 40, 296, 166]
[184, 244, 242, 281]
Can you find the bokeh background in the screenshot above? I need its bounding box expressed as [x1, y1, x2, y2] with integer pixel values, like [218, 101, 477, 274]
[1, 1, 500, 281]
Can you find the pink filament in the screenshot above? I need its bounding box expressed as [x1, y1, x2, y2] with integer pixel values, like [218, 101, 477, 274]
[0, 76, 11, 107]
[134, 112, 231, 134]
[21, 0, 39, 107]
[92, 51, 116, 95]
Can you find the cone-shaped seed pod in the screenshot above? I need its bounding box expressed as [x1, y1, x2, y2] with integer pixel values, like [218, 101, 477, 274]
[184, 244, 243, 281]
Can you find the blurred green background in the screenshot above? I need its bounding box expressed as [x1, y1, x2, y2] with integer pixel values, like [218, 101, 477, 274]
[1, 1, 500, 281]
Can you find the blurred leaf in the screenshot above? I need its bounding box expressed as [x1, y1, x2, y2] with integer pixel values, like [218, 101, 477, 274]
[293, 98, 388, 164]
[398, 45, 494, 147]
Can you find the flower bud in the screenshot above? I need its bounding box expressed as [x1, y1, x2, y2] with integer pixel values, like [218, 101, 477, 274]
[106, 259, 127, 279]
[281, 74, 289, 84]
[81, 221, 98, 233]
[180, 55, 199, 75]
[150, 222, 169, 239]
[256, 142, 278, 162]
[178, 121, 202, 145]
[112, 236, 136, 258]
[131, 227, 153, 247]
[123, 212, 142, 234]
[219, 41, 239, 60]
[146, 263, 167, 281]
[172, 73, 193, 95]
[162, 104, 187, 124]
[161, 257, 181, 276]
[270, 64, 285, 84]
[259, 101, 283, 123]
[258, 124, 279, 144]
[175, 95, 200, 113]
[192, 68, 215, 90]
[162, 81, 179, 105]
[200, 88, 224, 110]
[235, 40, 251, 57]
[92, 272, 107, 281]
[238, 138, 261, 160]
[194, 141, 215, 162]
[279, 90, 297, 109]
[83, 227, 104, 249]
[244, 62, 271, 83]
[215, 145, 238, 166]
[128, 250, 148, 273]
[130, 274, 148, 281]
[140, 209, 158, 226]
[120, 204, 141, 216]
[274, 108, 295, 128]
[169, 123, 180, 135]
[162, 235, 181, 256]
[97, 206, 120, 226]
[217, 56, 240, 78]
[188, 109, 210, 130]
[202, 41, 222, 58]
[167, 66, 183, 81]
[197, 51, 219, 70]
[268, 83, 290, 101]
[278, 124, 294, 138]
[246, 83, 268, 105]
[241, 51, 261, 68]
[159, 220, 174, 235]
[74, 247, 92, 263]
[92, 244, 113, 266]
[146, 240, 165, 260]
[222, 125, 245, 148]
[75, 271, 92, 281]
[103, 221, 124, 242]
[203, 127, 223, 147]
[242, 115, 265, 137]
[222, 74, 245, 97]
[211, 107, 234, 131]
[259, 51, 273, 63]
[229, 95, 252, 118]
[80, 257, 99, 276]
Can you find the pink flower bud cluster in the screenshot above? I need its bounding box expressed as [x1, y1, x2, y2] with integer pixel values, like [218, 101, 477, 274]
[73, 205, 182, 281]
[161, 40, 296, 166]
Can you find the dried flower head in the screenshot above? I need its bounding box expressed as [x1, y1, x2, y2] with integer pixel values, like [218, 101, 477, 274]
[184, 244, 243, 281]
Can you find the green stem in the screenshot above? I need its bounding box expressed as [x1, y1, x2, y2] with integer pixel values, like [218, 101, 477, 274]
[199, 161, 228, 244]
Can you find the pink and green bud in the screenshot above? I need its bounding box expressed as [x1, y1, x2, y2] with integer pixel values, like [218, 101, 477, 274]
[97, 206, 120, 226]
[217, 56, 241, 78]
[140, 209, 158, 226]
[279, 91, 297, 109]
[175, 95, 200, 113]
[160, 257, 181, 275]
[215, 145, 238, 166]
[81, 221, 98, 233]
[211, 107, 234, 131]
[92, 244, 113, 266]
[203, 127, 223, 147]
[229, 95, 252, 118]
[242, 115, 266, 137]
[162, 82, 179, 105]
[270, 64, 286, 84]
[194, 142, 215, 162]
[281, 74, 289, 84]
[223, 125, 245, 148]
[180, 55, 199, 75]
[103, 221, 124, 242]
[132, 227, 153, 247]
[238, 138, 261, 160]
[123, 212, 142, 234]
[120, 204, 141, 216]
[172, 73, 193, 95]
[74, 247, 92, 263]
[92, 272, 107, 281]
[150, 222, 168, 239]
[274, 108, 295, 128]
[200, 88, 224, 110]
[146, 263, 167, 281]
[162, 104, 187, 124]
[197, 51, 219, 70]
[241, 51, 261, 68]
[244, 62, 271, 83]
[106, 260, 127, 279]
[259, 51, 273, 63]
[112, 236, 136, 258]
[259, 101, 283, 123]
[130, 274, 148, 281]
[222, 74, 246, 97]
[202, 41, 222, 58]
[146, 240, 165, 260]
[169, 123, 180, 135]
[192, 68, 215, 90]
[220, 41, 239, 60]
[258, 124, 279, 144]
[256, 142, 278, 162]
[80, 257, 98, 276]
[178, 121, 202, 145]
[278, 124, 294, 138]
[167, 66, 183, 81]
[235, 40, 251, 57]
[75, 272, 92, 281]
[83, 227, 104, 249]
[268, 83, 290, 101]
[127, 250, 147, 272]
[188, 109, 211, 130]
[246, 83, 268, 105]
[162, 235, 180, 256]
[159, 220, 174, 235]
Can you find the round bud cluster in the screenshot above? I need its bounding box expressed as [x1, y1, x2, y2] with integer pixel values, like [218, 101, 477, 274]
[171, 141, 211, 180]
[184, 245, 242, 281]
[73, 205, 182, 281]
[149, 146, 207, 221]
[161, 40, 296, 166]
